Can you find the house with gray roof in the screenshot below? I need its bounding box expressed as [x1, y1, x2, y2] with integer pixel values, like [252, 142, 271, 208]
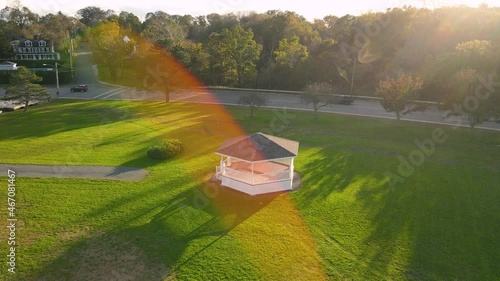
[10, 39, 60, 60]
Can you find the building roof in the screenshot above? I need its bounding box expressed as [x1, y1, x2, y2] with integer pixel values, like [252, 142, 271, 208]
[10, 39, 52, 48]
[216, 133, 299, 162]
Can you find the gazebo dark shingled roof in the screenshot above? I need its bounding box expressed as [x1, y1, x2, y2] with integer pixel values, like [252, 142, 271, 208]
[216, 133, 299, 162]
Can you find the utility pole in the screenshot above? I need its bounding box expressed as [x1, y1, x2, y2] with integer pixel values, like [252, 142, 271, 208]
[68, 31, 74, 79]
[43, 63, 60, 98]
[350, 58, 357, 97]
[55, 63, 60, 98]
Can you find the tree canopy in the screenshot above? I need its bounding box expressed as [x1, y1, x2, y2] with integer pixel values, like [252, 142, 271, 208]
[3, 66, 50, 113]
[302, 82, 337, 119]
[375, 74, 425, 120]
[1, 3, 499, 119]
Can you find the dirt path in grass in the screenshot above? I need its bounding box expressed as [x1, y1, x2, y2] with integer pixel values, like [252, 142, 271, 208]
[0, 164, 148, 181]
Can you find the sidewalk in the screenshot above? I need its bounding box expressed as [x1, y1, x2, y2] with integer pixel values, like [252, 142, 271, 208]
[0, 164, 149, 181]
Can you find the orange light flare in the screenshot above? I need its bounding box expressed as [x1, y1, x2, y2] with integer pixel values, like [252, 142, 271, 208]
[91, 23, 325, 278]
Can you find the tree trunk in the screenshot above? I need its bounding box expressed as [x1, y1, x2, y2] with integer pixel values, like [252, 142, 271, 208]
[468, 116, 476, 130]
[250, 106, 255, 117]
[23, 100, 29, 113]
[107, 63, 112, 79]
[118, 59, 124, 79]
[165, 89, 170, 103]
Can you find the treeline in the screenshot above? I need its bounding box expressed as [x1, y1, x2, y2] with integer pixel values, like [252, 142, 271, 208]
[1, 4, 500, 102]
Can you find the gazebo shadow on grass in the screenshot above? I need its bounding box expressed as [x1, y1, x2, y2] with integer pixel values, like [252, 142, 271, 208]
[35, 180, 280, 280]
[163, 182, 283, 271]
[295, 148, 357, 207]
[204, 179, 283, 217]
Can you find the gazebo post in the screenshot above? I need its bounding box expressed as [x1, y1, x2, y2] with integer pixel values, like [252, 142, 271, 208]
[220, 155, 224, 171]
[251, 162, 254, 185]
[289, 158, 295, 189]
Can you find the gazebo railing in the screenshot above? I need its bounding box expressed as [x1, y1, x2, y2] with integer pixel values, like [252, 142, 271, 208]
[223, 167, 290, 185]
[223, 168, 254, 184]
[215, 166, 222, 180]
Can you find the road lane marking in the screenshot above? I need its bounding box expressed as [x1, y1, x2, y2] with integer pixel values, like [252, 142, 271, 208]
[100, 88, 128, 99]
[172, 92, 206, 101]
[59, 97, 91, 100]
[92, 88, 125, 99]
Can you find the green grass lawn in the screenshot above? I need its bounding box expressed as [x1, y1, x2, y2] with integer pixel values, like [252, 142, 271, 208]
[0, 99, 499, 280]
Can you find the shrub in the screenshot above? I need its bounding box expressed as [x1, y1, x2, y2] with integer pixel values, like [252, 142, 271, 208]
[147, 139, 184, 160]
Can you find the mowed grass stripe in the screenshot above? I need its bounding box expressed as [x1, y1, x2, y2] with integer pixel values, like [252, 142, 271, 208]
[0, 99, 498, 280]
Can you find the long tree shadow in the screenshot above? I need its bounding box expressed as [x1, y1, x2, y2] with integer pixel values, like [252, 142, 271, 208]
[35, 180, 278, 280]
[0, 100, 136, 141]
[295, 146, 374, 207]
[129, 184, 280, 273]
[293, 132, 500, 279]
[355, 162, 500, 280]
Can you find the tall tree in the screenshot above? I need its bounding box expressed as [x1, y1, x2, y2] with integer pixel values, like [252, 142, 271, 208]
[0, 28, 15, 58]
[39, 12, 85, 49]
[3, 66, 50, 113]
[0, 3, 40, 38]
[375, 74, 425, 120]
[77, 6, 113, 27]
[440, 69, 496, 129]
[0, 4, 37, 29]
[207, 25, 262, 87]
[274, 36, 308, 68]
[88, 21, 134, 82]
[117, 11, 142, 33]
[141, 11, 187, 44]
[271, 35, 310, 90]
[238, 93, 268, 117]
[202, 13, 239, 42]
[301, 82, 337, 119]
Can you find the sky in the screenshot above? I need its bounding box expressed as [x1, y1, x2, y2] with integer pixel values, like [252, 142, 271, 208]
[1, 0, 499, 21]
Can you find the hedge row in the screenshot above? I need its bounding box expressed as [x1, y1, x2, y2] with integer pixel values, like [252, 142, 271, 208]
[0, 69, 75, 84]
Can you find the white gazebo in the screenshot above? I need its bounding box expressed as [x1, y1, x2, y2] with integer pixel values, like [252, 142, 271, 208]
[215, 133, 299, 196]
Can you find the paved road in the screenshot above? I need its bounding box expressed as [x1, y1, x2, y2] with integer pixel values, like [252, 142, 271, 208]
[0, 164, 149, 181]
[2, 47, 499, 131]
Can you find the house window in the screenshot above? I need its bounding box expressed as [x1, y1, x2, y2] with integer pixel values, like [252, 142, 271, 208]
[39, 40, 46, 47]
[27, 48, 31, 53]
[25, 41, 32, 47]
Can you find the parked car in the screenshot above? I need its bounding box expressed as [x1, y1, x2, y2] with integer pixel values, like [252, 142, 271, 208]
[70, 85, 88, 92]
[334, 95, 355, 105]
